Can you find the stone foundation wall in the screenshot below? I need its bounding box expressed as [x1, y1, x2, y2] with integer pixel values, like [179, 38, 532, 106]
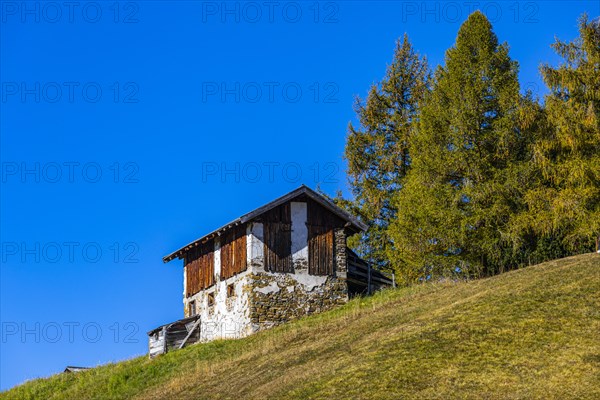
[334, 228, 347, 274]
[249, 272, 348, 330]
[184, 272, 254, 342]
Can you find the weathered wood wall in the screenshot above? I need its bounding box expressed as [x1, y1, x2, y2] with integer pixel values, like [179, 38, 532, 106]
[185, 240, 214, 297]
[148, 316, 201, 358]
[262, 203, 293, 273]
[148, 328, 166, 358]
[221, 224, 247, 279]
[307, 199, 344, 276]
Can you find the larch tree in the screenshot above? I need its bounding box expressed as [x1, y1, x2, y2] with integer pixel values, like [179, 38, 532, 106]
[518, 15, 600, 254]
[344, 34, 429, 269]
[389, 11, 527, 282]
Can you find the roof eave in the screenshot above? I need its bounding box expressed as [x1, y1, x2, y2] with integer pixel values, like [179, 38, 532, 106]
[162, 185, 367, 264]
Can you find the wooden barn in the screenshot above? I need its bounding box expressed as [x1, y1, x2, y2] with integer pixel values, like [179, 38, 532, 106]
[148, 185, 391, 356]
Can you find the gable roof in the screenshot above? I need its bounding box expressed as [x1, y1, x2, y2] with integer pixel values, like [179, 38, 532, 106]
[163, 185, 366, 263]
[147, 315, 200, 335]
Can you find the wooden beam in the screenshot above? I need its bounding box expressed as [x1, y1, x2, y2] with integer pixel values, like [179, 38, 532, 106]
[162, 326, 167, 354]
[178, 319, 201, 350]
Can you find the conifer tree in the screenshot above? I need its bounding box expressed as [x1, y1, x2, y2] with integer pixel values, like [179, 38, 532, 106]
[517, 15, 600, 253]
[344, 34, 429, 268]
[389, 11, 525, 281]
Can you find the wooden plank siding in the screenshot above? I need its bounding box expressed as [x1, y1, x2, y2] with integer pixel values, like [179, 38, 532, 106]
[184, 240, 214, 297]
[308, 225, 334, 275]
[262, 203, 293, 273]
[220, 225, 247, 279]
[307, 199, 343, 276]
[148, 316, 201, 358]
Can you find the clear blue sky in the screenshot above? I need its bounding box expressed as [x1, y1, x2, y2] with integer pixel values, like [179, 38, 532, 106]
[1, 0, 598, 391]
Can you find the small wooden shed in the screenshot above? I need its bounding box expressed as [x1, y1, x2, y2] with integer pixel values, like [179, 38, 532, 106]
[63, 366, 89, 373]
[147, 315, 201, 358]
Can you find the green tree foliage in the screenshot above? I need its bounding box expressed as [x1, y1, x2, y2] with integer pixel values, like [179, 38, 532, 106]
[512, 15, 600, 254]
[344, 34, 429, 268]
[388, 11, 527, 282]
[344, 12, 598, 285]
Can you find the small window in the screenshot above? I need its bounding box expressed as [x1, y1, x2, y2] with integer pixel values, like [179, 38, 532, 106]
[227, 284, 235, 298]
[188, 300, 196, 316]
[207, 292, 215, 307]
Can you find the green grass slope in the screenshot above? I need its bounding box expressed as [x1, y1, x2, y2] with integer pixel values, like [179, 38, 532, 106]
[3, 254, 600, 399]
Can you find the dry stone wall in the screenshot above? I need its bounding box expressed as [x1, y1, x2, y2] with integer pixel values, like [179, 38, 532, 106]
[249, 272, 348, 330]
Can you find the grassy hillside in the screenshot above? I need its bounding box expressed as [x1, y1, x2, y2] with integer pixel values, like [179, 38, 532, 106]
[3, 254, 600, 399]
